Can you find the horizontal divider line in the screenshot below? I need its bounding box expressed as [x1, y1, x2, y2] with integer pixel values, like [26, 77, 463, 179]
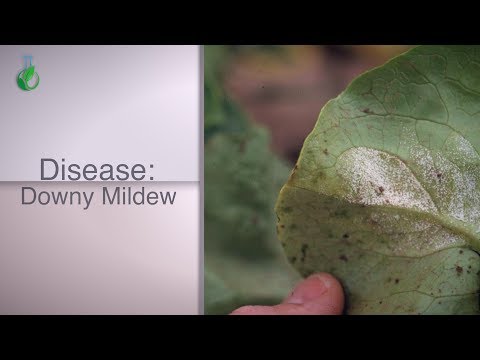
[0, 181, 201, 184]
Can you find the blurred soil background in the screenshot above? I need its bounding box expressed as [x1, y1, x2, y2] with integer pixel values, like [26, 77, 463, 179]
[221, 45, 412, 163]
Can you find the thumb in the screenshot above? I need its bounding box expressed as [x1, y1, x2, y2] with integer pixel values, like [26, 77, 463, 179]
[230, 273, 344, 315]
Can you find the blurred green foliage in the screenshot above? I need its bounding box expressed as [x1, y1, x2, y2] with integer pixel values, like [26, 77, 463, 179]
[204, 46, 300, 314]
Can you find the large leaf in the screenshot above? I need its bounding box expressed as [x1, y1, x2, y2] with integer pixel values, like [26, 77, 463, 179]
[276, 45, 480, 314]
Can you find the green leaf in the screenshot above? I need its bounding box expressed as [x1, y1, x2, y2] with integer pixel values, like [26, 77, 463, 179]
[204, 46, 249, 142]
[205, 126, 300, 314]
[23, 66, 35, 82]
[204, 269, 243, 314]
[204, 45, 300, 313]
[17, 73, 27, 90]
[276, 45, 480, 314]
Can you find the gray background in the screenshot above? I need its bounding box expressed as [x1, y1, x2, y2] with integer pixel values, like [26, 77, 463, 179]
[0, 45, 199, 181]
[0, 46, 201, 314]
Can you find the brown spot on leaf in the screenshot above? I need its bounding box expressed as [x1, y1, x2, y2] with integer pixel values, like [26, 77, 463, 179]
[301, 244, 309, 262]
[339, 255, 348, 262]
[323, 148, 329, 155]
[395, 279, 400, 284]
[343, 233, 349, 239]
[456, 265, 463, 275]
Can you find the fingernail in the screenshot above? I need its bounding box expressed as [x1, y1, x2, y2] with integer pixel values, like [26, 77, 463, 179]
[285, 274, 330, 305]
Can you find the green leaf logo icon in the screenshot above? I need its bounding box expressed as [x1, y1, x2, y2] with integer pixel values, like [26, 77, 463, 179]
[24, 66, 35, 82]
[16, 73, 27, 90]
[17, 57, 39, 91]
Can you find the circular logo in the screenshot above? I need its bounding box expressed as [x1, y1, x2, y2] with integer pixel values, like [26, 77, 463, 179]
[17, 65, 40, 91]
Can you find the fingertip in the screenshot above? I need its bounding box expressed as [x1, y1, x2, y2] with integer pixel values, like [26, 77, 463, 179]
[230, 305, 278, 315]
[306, 273, 345, 315]
[285, 272, 345, 315]
[229, 273, 345, 315]
[309, 272, 344, 297]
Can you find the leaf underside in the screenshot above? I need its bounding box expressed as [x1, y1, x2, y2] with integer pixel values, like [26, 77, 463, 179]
[276, 45, 480, 314]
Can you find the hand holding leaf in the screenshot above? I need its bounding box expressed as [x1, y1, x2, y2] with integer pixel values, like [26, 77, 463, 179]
[276, 46, 480, 314]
